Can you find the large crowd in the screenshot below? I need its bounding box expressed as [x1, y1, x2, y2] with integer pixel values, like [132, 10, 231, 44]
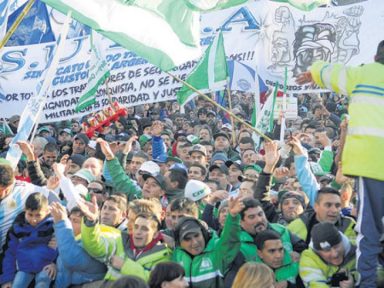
[1, 43, 384, 288]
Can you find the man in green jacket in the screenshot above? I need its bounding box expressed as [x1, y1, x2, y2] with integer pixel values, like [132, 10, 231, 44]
[172, 196, 244, 288]
[78, 197, 172, 285]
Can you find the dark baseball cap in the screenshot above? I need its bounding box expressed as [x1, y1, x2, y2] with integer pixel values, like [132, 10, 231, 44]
[142, 173, 166, 190]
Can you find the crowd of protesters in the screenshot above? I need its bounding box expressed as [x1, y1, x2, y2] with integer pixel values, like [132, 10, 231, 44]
[1, 54, 384, 287]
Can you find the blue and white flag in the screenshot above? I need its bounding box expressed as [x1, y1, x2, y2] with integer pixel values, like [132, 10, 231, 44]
[6, 11, 71, 169]
[228, 60, 268, 93]
[0, 0, 28, 42]
[6, 0, 55, 46]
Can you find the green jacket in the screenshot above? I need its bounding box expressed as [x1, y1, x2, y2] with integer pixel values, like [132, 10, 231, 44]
[172, 214, 241, 288]
[287, 212, 356, 245]
[239, 223, 299, 283]
[299, 238, 357, 287]
[81, 220, 172, 281]
[106, 158, 142, 201]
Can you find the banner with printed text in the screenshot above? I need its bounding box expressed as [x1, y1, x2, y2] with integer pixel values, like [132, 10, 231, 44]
[0, 0, 382, 123]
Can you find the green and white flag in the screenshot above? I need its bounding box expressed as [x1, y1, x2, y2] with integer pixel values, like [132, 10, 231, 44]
[255, 83, 278, 135]
[75, 32, 110, 112]
[177, 31, 228, 106]
[270, 0, 330, 11]
[41, 0, 247, 71]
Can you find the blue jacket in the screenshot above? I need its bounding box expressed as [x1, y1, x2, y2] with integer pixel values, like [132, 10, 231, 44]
[54, 219, 106, 288]
[152, 135, 166, 159]
[1, 213, 57, 284]
[294, 153, 319, 207]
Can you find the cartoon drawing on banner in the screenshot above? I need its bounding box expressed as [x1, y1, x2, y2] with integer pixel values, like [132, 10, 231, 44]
[332, 5, 363, 63]
[268, 6, 295, 75]
[292, 23, 336, 76]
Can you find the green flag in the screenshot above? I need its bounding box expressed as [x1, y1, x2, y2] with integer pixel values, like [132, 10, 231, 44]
[75, 32, 110, 112]
[41, 0, 247, 71]
[177, 31, 228, 106]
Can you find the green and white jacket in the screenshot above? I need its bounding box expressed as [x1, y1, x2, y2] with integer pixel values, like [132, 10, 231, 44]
[172, 214, 241, 288]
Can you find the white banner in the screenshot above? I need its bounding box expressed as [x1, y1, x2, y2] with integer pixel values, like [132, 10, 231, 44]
[0, 0, 382, 123]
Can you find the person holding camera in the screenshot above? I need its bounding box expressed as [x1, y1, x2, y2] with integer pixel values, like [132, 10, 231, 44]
[299, 222, 357, 288]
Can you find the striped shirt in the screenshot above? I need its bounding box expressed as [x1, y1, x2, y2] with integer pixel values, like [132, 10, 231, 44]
[0, 181, 50, 253]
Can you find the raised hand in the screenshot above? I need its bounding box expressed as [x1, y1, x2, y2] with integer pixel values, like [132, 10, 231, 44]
[289, 136, 306, 156]
[123, 135, 138, 154]
[264, 141, 280, 173]
[97, 138, 114, 160]
[77, 195, 99, 222]
[52, 163, 66, 179]
[228, 196, 245, 217]
[50, 201, 68, 223]
[17, 140, 35, 161]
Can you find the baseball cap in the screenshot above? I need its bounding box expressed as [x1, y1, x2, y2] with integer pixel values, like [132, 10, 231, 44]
[311, 222, 342, 251]
[139, 135, 152, 147]
[210, 152, 228, 165]
[73, 169, 96, 184]
[170, 163, 188, 177]
[189, 144, 207, 156]
[225, 160, 243, 171]
[59, 128, 73, 136]
[167, 156, 183, 164]
[116, 132, 130, 142]
[213, 131, 230, 141]
[177, 219, 203, 243]
[139, 161, 161, 175]
[221, 123, 232, 131]
[209, 164, 229, 174]
[142, 173, 166, 190]
[37, 126, 50, 134]
[74, 133, 90, 146]
[69, 154, 86, 167]
[184, 180, 211, 202]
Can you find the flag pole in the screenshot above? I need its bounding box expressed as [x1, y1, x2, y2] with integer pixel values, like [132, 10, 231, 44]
[0, 0, 36, 50]
[166, 71, 272, 142]
[226, 83, 236, 145]
[30, 11, 72, 141]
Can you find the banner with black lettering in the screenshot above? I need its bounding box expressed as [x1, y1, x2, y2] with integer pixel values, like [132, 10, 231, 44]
[0, 0, 381, 122]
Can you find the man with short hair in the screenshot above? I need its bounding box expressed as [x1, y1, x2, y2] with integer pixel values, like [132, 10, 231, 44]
[72, 133, 89, 155]
[164, 166, 188, 203]
[255, 230, 298, 287]
[128, 151, 149, 180]
[213, 131, 240, 161]
[189, 144, 208, 166]
[238, 136, 255, 155]
[299, 222, 356, 288]
[288, 188, 356, 244]
[188, 163, 207, 181]
[226, 160, 243, 191]
[79, 202, 172, 283]
[100, 195, 128, 231]
[142, 173, 166, 205]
